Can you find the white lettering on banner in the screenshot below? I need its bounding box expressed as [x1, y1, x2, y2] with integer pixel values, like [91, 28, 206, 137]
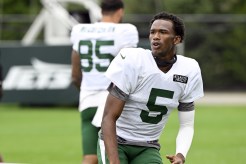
[3, 58, 72, 90]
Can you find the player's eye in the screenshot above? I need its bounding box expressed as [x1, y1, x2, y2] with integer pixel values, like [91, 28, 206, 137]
[160, 30, 168, 34]
[150, 30, 155, 34]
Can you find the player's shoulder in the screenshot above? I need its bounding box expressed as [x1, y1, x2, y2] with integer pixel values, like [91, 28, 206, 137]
[177, 55, 200, 68]
[175, 55, 201, 77]
[71, 23, 91, 34]
[117, 23, 137, 28]
[71, 23, 90, 30]
[115, 23, 138, 32]
[119, 48, 152, 65]
[120, 47, 150, 57]
[118, 48, 159, 77]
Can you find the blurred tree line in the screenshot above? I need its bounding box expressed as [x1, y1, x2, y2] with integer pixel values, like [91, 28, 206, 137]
[0, 0, 41, 41]
[1, 0, 246, 91]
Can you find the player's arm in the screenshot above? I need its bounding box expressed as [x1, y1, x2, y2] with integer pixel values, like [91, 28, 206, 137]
[101, 83, 127, 164]
[71, 50, 82, 90]
[166, 102, 195, 164]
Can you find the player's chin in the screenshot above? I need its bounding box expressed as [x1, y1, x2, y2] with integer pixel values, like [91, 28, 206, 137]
[151, 43, 160, 50]
[151, 48, 160, 55]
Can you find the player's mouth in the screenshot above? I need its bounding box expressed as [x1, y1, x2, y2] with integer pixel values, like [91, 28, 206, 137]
[152, 41, 161, 49]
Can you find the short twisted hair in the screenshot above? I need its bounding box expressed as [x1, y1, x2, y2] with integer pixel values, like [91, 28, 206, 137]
[150, 12, 185, 42]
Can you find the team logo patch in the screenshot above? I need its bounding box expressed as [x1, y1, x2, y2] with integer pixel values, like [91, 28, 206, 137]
[173, 74, 188, 84]
[120, 53, 126, 59]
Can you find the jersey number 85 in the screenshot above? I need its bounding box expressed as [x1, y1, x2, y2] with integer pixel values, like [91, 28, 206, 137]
[79, 40, 114, 72]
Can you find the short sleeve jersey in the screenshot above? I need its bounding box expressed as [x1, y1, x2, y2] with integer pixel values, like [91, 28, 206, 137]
[105, 48, 204, 142]
[70, 22, 139, 91]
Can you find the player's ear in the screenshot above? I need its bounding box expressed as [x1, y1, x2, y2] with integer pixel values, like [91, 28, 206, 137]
[118, 8, 124, 17]
[115, 8, 124, 23]
[119, 8, 124, 14]
[173, 35, 181, 45]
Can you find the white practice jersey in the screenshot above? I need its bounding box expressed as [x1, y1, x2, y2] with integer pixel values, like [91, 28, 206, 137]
[105, 48, 204, 142]
[70, 22, 139, 91]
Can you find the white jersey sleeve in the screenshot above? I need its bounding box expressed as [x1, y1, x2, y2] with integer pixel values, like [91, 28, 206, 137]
[105, 48, 146, 94]
[176, 56, 204, 103]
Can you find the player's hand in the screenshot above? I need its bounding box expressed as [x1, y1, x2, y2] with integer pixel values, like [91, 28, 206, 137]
[166, 153, 185, 164]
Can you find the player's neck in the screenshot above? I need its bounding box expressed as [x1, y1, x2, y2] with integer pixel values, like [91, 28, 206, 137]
[153, 54, 177, 73]
[101, 16, 120, 23]
[159, 65, 173, 73]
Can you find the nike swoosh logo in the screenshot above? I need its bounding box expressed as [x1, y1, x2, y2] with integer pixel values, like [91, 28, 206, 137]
[120, 53, 126, 59]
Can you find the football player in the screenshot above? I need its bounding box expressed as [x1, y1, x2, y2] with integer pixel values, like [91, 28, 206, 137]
[70, 0, 139, 163]
[98, 12, 204, 164]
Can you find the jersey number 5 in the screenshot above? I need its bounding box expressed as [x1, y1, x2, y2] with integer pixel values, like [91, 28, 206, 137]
[79, 40, 114, 72]
[140, 88, 174, 124]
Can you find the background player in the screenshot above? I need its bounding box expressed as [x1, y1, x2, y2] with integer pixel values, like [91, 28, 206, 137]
[70, 0, 139, 163]
[98, 11, 204, 164]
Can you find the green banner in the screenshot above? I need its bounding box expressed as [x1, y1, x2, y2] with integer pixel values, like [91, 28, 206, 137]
[0, 45, 79, 106]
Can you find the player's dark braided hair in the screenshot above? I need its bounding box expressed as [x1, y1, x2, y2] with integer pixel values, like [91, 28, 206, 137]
[150, 12, 185, 43]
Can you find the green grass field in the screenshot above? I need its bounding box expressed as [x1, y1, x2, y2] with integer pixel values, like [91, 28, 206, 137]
[0, 103, 246, 164]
